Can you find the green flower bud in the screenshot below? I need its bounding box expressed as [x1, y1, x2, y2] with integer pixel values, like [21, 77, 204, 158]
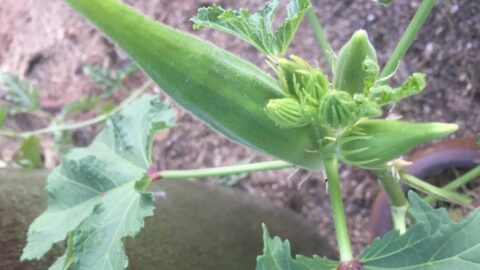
[333, 30, 378, 94]
[265, 98, 309, 128]
[303, 69, 329, 106]
[272, 55, 328, 102]
[337, 119, 458, 168]
[318, 90, 356, 128]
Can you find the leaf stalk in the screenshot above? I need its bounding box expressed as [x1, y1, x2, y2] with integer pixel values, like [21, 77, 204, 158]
[306, 7, 334, 71]
[399, 171, 473, 206]
[153, 160, 294, 181]
[380, 0, 437, 79]
[377, 170, 409, 233]
[424, 165, 480, 204]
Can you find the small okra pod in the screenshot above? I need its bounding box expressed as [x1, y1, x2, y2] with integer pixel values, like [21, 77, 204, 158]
[333, 30, 378, 95]
[337, 119, 458, 169]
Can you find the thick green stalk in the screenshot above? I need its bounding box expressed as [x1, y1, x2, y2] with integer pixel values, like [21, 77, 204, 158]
[306, 7, 334, 71]
[324, 157, 353, 262]
[380, 0, 437, 78]
[377, 171, 409, 233]
[399, 171, 473, 206]
[153, 160, 294, 180]
[424, 165, 480, 204]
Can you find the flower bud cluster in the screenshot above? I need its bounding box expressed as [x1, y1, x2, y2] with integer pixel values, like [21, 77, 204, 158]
[264, 29, 454, 169]
[266, 30, 384, 131]
[265, 55, 329, 129]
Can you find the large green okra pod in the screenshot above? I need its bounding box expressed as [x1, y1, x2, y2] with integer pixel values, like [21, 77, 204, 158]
[67, 0, 323, 170]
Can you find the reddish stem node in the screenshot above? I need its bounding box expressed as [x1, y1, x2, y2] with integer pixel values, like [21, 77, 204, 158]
[147, 165, 162, 182]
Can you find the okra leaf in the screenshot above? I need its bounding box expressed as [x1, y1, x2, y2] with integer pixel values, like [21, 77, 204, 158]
[21, 94, 175, 270]
[192, 0, 310, 56]
[256, 224, 338, 270]
[369, 73, 426, 105]
[361, 192, 480, 269]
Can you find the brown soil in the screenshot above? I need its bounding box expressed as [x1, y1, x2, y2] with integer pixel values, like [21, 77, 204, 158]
[1, 0, 479, 257]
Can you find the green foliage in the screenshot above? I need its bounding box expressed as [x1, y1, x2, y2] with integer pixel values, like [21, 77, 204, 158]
[192, 0, 310, 56]
[13, 136, 43, 169]
[0, 73, 39, 114]
[259, 192, 480, 270]
[256, 224, 338, 270]
[369, 73, 426, 105]
[50, 96, 102, 155]
[60, 96, 100, 116]
[57, 1, 478, 270]
[83, 63, 138, 97]
[21, 95, 175, 270]
[361, 192, 480, 269]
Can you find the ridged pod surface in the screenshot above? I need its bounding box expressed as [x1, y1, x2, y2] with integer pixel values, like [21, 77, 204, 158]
[333, 30, 377, 95]
[67, 0, 323, 170]
[337, 119, 458, 168]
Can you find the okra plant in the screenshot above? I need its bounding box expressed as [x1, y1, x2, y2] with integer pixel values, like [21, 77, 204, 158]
[17, 0, 480, 269]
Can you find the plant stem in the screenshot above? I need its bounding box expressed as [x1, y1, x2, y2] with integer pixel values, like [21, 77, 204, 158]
[154, 160, 294, 180]
[377, 171, 409, 207]
[377, 171, 409, 233]
[306, 7, 334, 71]
[399, 170, 473, 206]
[424, 165, 480, 204]
[379, 0, 437, 78]
[391, 205, 409, 235]
[324, 157, 353, 262]
[0, 81, 151, 139]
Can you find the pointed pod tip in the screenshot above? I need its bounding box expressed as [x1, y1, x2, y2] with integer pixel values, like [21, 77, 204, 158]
[350, 30, 373, 49]
[353, 29, 368, 39]
[432, 123, 458, 137]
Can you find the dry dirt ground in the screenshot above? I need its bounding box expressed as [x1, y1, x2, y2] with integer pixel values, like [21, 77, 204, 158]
[1, 0, 479, 255]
